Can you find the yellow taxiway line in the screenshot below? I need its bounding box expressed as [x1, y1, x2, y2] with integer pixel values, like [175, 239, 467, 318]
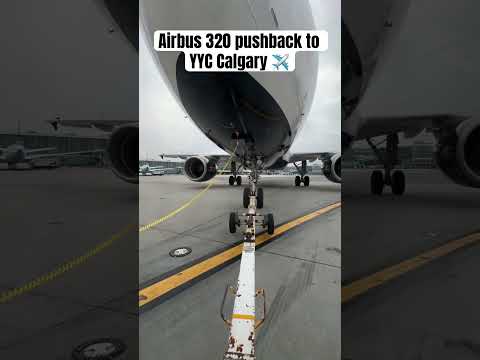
[342, 230, 480, 303]
[139, 202, 341, 307]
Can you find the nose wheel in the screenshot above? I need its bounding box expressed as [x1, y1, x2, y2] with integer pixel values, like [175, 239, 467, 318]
[229, 212, 240, 234]
[265, 213, 275, 235]
[233, 167, 272, 234]
[243, 187, 263, 208]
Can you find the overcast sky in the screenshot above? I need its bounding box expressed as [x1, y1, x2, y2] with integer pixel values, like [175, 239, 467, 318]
[139, 0, 341, 160]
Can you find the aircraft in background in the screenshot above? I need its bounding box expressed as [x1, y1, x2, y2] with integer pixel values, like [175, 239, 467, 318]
[139, 164, 165, 176]
[0, 143, 103, 170]
[342, 0, 480, 195]
[49, 0, 139, 183]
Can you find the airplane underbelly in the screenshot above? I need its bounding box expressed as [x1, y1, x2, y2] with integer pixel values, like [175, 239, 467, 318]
[174, 54, 293, 161]
[342, 0, 411, 95]
[141, 0, 317, 164]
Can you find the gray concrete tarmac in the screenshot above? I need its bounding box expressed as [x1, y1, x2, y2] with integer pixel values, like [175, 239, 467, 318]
[0, 168, 138, 359]
[342, 169, 480, 360]
[140, 175, 341, 360]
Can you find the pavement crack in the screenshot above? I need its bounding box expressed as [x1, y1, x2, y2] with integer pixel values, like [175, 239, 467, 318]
[257, 249, 340, 269]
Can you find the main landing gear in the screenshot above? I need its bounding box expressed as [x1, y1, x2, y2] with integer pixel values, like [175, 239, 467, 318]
[294, 175, 310, 187]
[228, 161, 242, 186]
[367, 134, 406, 196]
[228, 175, 242, 186]
[293, 160, 310, 187]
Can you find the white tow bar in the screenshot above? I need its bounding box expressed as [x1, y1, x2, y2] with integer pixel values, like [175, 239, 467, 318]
[223, 182, 270, 360]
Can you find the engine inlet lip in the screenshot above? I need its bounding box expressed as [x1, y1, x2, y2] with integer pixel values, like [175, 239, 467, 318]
[107, 125, 138, 184]
[456, 120, 480, 181]
[185, 156, 207, 181]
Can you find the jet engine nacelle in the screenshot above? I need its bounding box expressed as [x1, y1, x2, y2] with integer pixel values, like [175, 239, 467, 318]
[107, 124, 138, 183]
[95, 0, 138, 50]
[436, 118, 480, 187]
[184, 156, 217, 182]
[323, 153, 341, 183]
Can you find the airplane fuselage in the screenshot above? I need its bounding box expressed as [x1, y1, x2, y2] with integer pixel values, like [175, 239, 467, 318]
[342, 0, 412, 138]
[141, 0, 318, 169]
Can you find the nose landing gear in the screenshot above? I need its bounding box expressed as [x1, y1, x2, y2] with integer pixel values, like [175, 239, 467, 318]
[232, 168, 271, 234]
[224, 166, 273, 359]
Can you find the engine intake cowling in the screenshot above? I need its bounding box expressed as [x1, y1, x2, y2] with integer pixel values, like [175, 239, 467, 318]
[323, 153, 341, 183]
[436, 118, 480, 187]
[184, 156, 217, 182]
[107, 124, 138, 183]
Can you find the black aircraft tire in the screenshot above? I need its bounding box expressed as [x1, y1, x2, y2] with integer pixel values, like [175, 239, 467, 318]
[229, 212, 237, 233]
[391, 170, 406, 196]
[303, 176, 310, 187]
[295, 176, 301, 187]
[257, 188, 264, 209]
[243, 188, 250, 208]
[266, 213, 275, 235]
[371, 170, 384, 195]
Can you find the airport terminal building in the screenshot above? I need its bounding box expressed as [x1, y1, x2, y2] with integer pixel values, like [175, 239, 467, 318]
[0, 132, 108, 166]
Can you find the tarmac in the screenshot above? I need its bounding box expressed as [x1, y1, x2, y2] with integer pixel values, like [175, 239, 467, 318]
[342, 169, 480, 360]
[0, 168, 138, 359]
[7, 167, 475, 359]
[139, 174, 341, 360]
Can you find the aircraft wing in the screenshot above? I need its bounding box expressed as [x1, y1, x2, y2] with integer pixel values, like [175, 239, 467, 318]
[48, 119, 136, 132]
[354, 114, 469, 140]
[272, 55, 283, 61]
[25, 147, 57, 154]
[284, 152, 336, 163]
[159, 154, 230, 161]
[27, 149, 105, 160]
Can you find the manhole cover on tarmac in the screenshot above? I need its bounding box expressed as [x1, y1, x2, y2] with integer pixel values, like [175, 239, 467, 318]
[169, 247, 192, 257]
[72, 338, 126, 360]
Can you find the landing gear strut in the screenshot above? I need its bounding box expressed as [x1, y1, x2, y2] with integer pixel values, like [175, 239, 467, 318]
[230, 168, 271, 233]
[241, 170, 263, 209]
[293, 160, 310, 187]
[367, 134, 406, 195]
